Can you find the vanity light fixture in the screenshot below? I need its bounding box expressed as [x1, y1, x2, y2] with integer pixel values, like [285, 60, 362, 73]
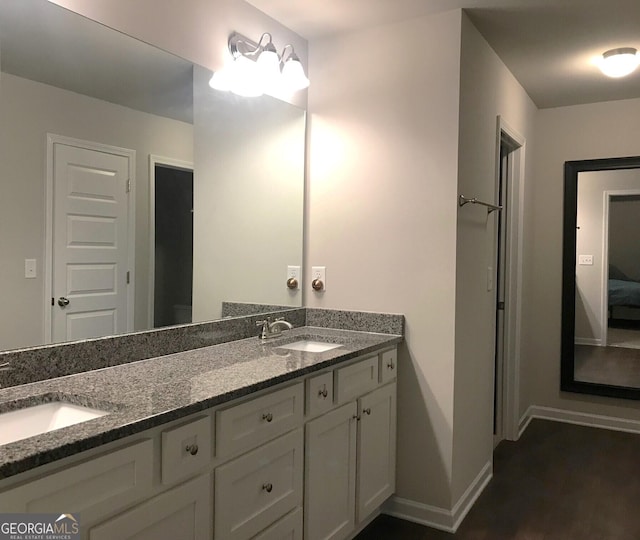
[209, 32, 310, 97]
[598, 47, 639, 78]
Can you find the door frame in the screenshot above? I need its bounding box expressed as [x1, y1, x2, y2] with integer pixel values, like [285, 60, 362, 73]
[44, 133, 136, 344]
[148, 155, 194, 328]
[494, 117, 526, 442]
[600, 189, 640, 346]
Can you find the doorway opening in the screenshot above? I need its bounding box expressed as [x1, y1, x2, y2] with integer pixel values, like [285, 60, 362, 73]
[493, 118, 525, 446]
[603, 192, 640, 350]
[149, 156, 194, 328]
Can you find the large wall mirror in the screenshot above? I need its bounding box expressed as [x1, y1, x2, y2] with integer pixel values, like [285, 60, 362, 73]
[562, 156, 640, 400]
[0, 0, 305, 352]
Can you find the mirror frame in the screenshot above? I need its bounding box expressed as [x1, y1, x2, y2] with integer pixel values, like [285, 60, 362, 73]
[561, 155, 640, 400]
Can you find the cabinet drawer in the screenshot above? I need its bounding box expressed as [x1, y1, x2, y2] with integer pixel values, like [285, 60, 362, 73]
[0, 440, 153, 525]
[305, 372, 333, 417]
[215, 429, 303, 540]
[161, 416, 211, 485]
[334, 356, 379, 404]
[89, 474, 211, 540]
[216, 383, 303, 458]
[252, 507, 302, 540]
[379, 348, 398, 384]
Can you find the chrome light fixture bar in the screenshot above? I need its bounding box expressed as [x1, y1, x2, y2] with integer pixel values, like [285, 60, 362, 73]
[210, 31, 310, 97]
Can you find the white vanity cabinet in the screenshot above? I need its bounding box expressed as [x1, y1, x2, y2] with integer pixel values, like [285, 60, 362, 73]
[0, 345, 398, 540]
[88, 474, 212, 540]
[304, 351, 397, 540]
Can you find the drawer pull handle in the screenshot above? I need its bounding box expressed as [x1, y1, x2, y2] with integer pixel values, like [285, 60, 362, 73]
[387, 362, 395, 370]
[262, 482, 273, 493]
[262, 413, 273, 423]
[185, 444, 199, 456]
[363, 408, 372, 415]
[318, 387, 328, 398]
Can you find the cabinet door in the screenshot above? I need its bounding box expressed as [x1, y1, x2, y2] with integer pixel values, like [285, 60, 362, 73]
[89, 475, 211, 540]
[357, 383, 396, 522]
[304, 402, 358, 540]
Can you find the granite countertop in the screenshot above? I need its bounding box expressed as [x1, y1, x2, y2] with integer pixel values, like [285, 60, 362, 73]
[0, 326, 401, 480]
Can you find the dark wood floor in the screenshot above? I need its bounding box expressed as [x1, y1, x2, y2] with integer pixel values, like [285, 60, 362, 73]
[356, 419, 640, 539]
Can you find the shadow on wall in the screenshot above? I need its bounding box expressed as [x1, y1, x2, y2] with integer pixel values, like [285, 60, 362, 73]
[394, 340, 452, 509]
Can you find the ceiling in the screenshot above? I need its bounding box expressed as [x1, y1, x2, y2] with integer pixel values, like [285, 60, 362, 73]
[246, 0, 640, 109]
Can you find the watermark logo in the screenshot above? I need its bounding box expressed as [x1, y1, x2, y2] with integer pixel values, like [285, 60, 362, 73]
[0, 513, 80, 540]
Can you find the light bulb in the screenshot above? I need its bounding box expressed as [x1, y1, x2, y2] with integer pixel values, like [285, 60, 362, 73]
[281, 54, 310, 91]
[229, 55, 263, 97]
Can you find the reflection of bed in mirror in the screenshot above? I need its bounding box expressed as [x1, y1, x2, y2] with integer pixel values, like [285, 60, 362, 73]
[608, 265, 640, 324]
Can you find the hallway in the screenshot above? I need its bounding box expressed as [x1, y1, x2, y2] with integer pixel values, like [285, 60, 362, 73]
[357, 419, 640, 539]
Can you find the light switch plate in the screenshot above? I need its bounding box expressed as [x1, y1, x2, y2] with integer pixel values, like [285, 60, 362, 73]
[578, 255, 594, 266]
[287, 265, 301, 290]
[25, 259, 37, 279]
[312, 266, 326, 292]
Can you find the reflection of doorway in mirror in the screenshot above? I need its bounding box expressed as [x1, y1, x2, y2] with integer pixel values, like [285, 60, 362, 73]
[605, 192, 640, 349]
[149, 157, 194, 329]
[574, 180, 640, 388]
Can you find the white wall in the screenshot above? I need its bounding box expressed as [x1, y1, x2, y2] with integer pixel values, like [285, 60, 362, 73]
[453, 13, 537, 504]
[524, 97, 640, 420]
[0, 72, 193, 351]
[50, 0, 307, 109]
[574, 170, 640, 344]
[307, 11, 462, 510]
[192, 66, 304, 320]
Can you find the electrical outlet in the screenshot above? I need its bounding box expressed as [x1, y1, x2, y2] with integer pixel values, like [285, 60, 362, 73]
[312, 266, 326, 292]
[578, 254, 594, 266]
[287, 265, 301, 290]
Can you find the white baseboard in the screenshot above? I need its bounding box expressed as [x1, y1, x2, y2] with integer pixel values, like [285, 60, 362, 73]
[521, 405, 640, 434]
[383, 461, 492, 533]
[574, 337, 601, 346]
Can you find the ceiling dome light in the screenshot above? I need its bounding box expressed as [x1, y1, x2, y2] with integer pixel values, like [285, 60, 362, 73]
[599, 47, 639, 78]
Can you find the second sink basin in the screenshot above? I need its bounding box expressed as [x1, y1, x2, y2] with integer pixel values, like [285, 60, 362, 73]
[277, 340, 343, 353]
[0, 401, 110, 446]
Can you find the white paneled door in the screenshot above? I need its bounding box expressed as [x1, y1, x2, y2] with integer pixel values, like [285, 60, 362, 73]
[50, 139, 133, 343]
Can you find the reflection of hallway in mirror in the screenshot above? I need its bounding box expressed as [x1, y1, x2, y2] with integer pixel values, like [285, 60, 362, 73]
[575, 344, 640, 387]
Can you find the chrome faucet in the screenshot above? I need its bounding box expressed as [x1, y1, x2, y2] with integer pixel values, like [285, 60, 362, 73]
[256, 317, 293, 340]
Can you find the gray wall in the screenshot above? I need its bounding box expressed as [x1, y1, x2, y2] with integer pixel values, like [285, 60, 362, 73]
[307, 11, 463, 510]
[524, 97, 640, 421]
[454, 13, 537, 504]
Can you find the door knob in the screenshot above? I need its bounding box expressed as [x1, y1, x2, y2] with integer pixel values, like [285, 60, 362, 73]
[58, 297, 70, 307]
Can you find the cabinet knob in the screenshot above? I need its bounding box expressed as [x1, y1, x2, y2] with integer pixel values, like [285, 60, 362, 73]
[262, 482, 273, 493]
[311, 278, 324, 291]
[318, 386, 328, 399]
[185, 444, 199, 456]
[286, 277, 298, 289]
[387, 362, 395, 370]
[363, 408, 371, 415]
[262, 413, 273, 423]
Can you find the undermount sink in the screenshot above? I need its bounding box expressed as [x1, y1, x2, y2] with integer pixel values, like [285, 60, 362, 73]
[0, 401, 110, 446]
[276, 340, 343, 353]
